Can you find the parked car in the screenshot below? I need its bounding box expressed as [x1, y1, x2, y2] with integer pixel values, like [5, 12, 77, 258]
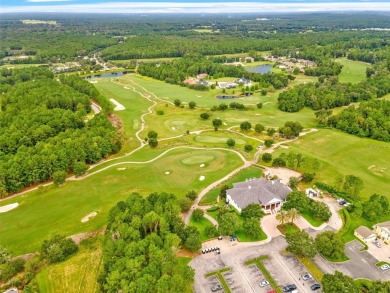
[211, 284, 222, 292]
[291, 290, 299, 293]
[311, 283, 321, 290]
[283, 284, 297, 292]
[259, 280, 270, 287]
[380, 264, 390, 271]
[302, 273, 312, 280]
[218, 236, 223, 240]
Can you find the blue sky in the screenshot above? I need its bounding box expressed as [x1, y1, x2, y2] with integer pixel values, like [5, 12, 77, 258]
[2, 0, 390, 13]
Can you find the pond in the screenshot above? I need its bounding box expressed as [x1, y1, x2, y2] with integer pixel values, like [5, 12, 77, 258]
[245, 64, 273, 74]
[216, 95, 238, 99]
[84, 72, 125, 79]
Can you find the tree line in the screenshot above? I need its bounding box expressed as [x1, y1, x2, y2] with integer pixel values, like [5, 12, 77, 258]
[0, 67, 121, 195]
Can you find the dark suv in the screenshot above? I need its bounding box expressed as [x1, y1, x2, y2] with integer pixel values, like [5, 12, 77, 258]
[311, 283, 321, 290]
[283, 284, 297, 292]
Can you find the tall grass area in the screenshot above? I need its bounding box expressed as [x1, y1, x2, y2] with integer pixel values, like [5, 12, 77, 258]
[32, 238, 102, 293]
[335, 58, 370, 84]
[273, 129, 390, 200]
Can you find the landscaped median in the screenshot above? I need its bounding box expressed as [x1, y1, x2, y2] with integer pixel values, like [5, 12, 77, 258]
[205, 267, 232, 293]
[245, 256, 283, 293]
[295, 255, 323, 282]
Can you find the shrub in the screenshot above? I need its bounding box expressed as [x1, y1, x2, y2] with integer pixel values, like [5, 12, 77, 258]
[52, 170, 66, 185]
[189, 101, 196, 109]
[180, 198, 192, 212]
[262, 153, 272, 163]
[41, 235, 78, 263]
[73, 161, 88, 177]
[244, 144, 253, 152]
[186, 190, 197, 201]
[156, 110, 164, 115]
[148, 130, 158, 138]
[272, 158, 286, 167]
[200, 112, 210, 120]
[264, 139, 274, 148]
[173, 99, 182, 106]
[148, 138, 158, 148]
[193, 209, 204, 221]
[226, 138, 236, 148]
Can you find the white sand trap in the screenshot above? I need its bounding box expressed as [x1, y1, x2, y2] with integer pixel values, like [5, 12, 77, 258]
[109, 98, 126, 111]
[0, 203, 19, 213]
[200, 164, 205, 168]
[81, 212, 97, 223]
[172, 127, 176, 130]
[199, 175, 205, 181]
[223, 122, 227, 126]
[89, 80, 98, 84]
[280, 145, 289, 149]
[196, 95, 202, 98]
[165, 171, 170, 175]
[255, 114, 261, 116]
[117, 167, 126, 171]
[124, 86, 130, 89]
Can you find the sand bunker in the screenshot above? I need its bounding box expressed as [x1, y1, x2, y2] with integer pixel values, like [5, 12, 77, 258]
[89, 80, 98, 84]
[81, 212, 97, 223]
[0, 203, 19, 213]
[172, 127, 176, 130]
[200, 164, 205, 168]
[117, 167, 126, 171]
[165, 171, 170, 175]
[109, 98, 125, 111]
[199, 175, 205, 181]
[124, 86, 130, 89]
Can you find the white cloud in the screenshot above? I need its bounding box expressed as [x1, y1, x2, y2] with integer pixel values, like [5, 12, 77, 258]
[1, 2, 389, 13]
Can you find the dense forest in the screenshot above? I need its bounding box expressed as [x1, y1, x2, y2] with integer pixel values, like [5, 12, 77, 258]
[99, 192, 195, 293]
[327, 100, 390, 142]
[0, 67, 121, 194]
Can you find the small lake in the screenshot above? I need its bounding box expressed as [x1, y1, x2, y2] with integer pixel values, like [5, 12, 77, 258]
[216, 95, 239, 99]
[84, 72, 125, 79]
[245, 64, 273, 74]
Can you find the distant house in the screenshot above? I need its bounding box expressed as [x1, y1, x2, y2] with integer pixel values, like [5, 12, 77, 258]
[218, 81, 237, 89]
[305, 188, 318, 197]
[234, 77, 251, 86]
[373, 221, 390, 244]
[354, 226, 376, 243]
[183, 78, 198, 85]
[242, 56, 254, 63]
[196, 73, 208, 79]
[198, 79, 212, 86]
[226, 178, 292, 214]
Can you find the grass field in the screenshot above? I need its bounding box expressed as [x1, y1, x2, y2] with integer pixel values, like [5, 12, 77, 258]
[272, 129, 390, 199]
[335, 58, 371, 84]
[34, 240, 102, 293]
[189, 215, 215, 241]
[0, 148, 243, 254]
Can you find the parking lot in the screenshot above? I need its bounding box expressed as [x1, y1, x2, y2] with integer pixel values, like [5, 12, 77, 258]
[191, 236, 322, 293]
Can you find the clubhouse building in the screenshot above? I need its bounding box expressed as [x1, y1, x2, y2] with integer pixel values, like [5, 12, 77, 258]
[226, 178, 292, 214]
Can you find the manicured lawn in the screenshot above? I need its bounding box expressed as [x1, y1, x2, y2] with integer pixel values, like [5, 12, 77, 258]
[205, 268, 232, 293]
[300, 209, 324, 227]
[0, 148, 243, 254]
[33, 240, 102, 293]
[296, 255, 324, 282]
[277, 223, 300, 235]
[189, 215, 215, 241]
[245, 256, 282, 293]
[200, 165, 263, 206]
[335, 58, 371, 84]
[273, 129, 390, 200]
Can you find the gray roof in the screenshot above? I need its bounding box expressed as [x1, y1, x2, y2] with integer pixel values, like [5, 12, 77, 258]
[355, 226, 375, 238]
[226, 178, 292, 210]
[375, 221, 390, 229]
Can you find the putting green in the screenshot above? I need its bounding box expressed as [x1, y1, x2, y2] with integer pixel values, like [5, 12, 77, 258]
[181, 155, 215, 165]
[195, 135, 246, 145]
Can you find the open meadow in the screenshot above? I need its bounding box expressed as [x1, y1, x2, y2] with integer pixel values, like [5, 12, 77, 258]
[335, 58, 371, 84]
[273, 129, 390, 199]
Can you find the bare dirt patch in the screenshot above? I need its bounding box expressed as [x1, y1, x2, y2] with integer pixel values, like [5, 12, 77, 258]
[264, 167, 301, 185]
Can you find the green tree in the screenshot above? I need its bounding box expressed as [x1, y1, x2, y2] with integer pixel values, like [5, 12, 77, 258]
[368, 281, 390, 293]
[267, 128, 276, 136]
[301, 173, 315, 182]
[212, 118, 223, 131]
[219, 185, 229, 199]
[243, 217, 263, 238]
[193, 209, 204, 221]
[264, 139, 274, 148]
[189, 101, 196, 109]
[255, 124, 265, 133]
[261, 89, 267, 96]
[148, 130, 158, 139]
[241, 204, 264, 220]
[180, 198, 192, 212]
[256, 102, 263, 109]
[322, 271, 359, 293]
[262, 153, 272, 163]
[41, 235, 78, 263]
[200, 112, 210, 120]
[184, 227, 202, 252]
[240, 121, 252, 131]
[148, 138, 158, 148]
[0, 245, 11, 264]
[205, 226, 219, 238]
[287, 208, 301, 224]
[312, 201, 332, 221]
[73, 161, 88, 177]
[286, 231, 316, 258]
[362, 193, 389, 221]
[174, 99, 182, 107]
[272, 158, 286, 167]
[186, 190, 197, 201]
[218, 212, 241, 236]
[52, 170, 66, 185]
[288, 177, 300, 190]
[342, 175, 364, 200]
[283, 191, 309, 212]
[226, 138, 236, 148]
[276, 210, 289, 226]
[244, 144, 253, 152]
[315, 231, 345, 260]
[218, 103, 228, 111]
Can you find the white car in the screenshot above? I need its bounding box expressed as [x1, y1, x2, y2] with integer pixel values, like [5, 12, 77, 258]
[302, 273, 312, 280]
[380, 264, 390, 271]
[259, 280, 270, 287]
